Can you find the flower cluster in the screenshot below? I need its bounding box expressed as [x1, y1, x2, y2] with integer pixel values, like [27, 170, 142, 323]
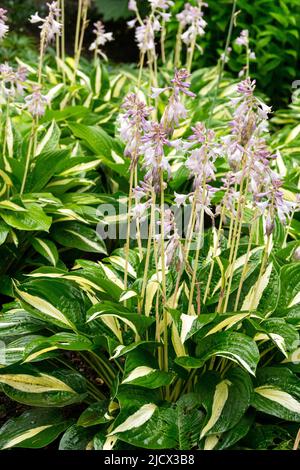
[134, 18, 160, 53]
[24, 85, 48, 118]
[0, 8, 8, 41]
[119, 93, 152, 168]
[177, 2, 208, 46]
[30, 1, 61, 45]
[129, 0, 173, 53]
[235, 29, 256, 76]
[222, 78, 294, 233]
[89, 21, 114, 60]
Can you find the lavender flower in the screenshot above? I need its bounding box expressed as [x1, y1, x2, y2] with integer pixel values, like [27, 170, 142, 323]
[89, 21, 114, 60]
[30, 1, 61, 45]
[177, 3, 207, 46]
[25, 85, 48, 118]
[235, 29, 249, 47]
[149, 0, 174, 10]
[174, 192, 187, 207]
[135, 18, 159, 53]
[0, 64, 28, 97]
[160, 69, 195, 133]
[293, 246, 300, 261]
[141, 121, 171, 191]
[128, 0, 138, 11]
[0, 8, 8, 40]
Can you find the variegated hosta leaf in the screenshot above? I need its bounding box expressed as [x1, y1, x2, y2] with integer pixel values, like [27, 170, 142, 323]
[252, 367, 300, 422]
[0, 409, 73, 450]
[59, 425, 98, 450]
[87, 302, 155, 342]
[198, 368, 253, 439]
[0, 335, 45, 367]
[110, 341, 161, 360]
[122, 349, 175, 389]
[109, 387, 177, 449]
[0, 308, 46, 337]
[201, 412, 254, 450]
[31, 238, 59, 266]
[276, 264, 300, 311]
[77, 401, 111, 427]
[253, 318, 299, 357]
[241, 262, 279, 313]
[51, 221, 107, 254]
[22, 333, 93, 363]
[176, 331, 260, 376]
[0, 365, 87, 407]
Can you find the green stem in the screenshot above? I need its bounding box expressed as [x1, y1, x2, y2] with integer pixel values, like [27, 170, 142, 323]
[124, 169, 134, 298]
[208, 0, 237, 125]
[160, 171, 168, 375]
[234, 221, 256, 311]
[140, 191, 156, 313]
[174, 24, 183, 69]
[20, 120, 37, 195]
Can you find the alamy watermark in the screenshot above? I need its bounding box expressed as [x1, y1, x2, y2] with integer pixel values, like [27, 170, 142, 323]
[95, 202, 206, 250]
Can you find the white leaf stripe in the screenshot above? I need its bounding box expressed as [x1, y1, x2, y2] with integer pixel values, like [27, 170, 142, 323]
[204, 435, 219, 450]
[122, 366, 155, 384]
[288, 291, 300, 309]
[15, 286, 72, 328]
[200, 380, 230, 439]
[0, 373, 75, 393]
[65, 229, 104, 252]
[180, 314, 197, 344]
[24, 346, 59, 363]
[108, 404, 157, 436]
[212, 248, 261, 295]
[33, 238, 57, 266]
[109, 256, 137, 278]
[205, 313, 249, 337]
[2, 425, 53, 450]
[255, 386, 300, 414]
[242, 262, 273, 311]
[89, 313, 140, 341]
[36, 120, 56, 155]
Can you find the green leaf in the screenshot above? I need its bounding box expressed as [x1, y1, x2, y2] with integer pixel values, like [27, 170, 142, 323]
[110, 388, 177, 449]
[0, 365, 87, 407]
[23, 332, 93, 363]
[276, 264, 300, 312]
[51, 221, 107, 254]
[177, 332, 260, 376]
[15, 277, 90, 331]
[197, 368, 253, 439]
[29, 149, 70, 192]
[0, 308, 46, 337]
[0, 204, 52, 232]
[77, 401, 110, 427]
[59, 424, 97, 450]
[202, 412, 254, 450]
[0, 408, 73, 449]
[0, 221, 9, 245]
[68, 123, 121, 159]
[32, 238, 59, 266]
[252, 367, 300, 422]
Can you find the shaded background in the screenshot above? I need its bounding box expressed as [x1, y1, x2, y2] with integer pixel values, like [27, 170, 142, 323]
[1, 0, 300, 107]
